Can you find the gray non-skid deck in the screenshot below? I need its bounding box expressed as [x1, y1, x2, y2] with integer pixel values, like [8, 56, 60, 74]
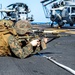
[0, 27, 75, 75]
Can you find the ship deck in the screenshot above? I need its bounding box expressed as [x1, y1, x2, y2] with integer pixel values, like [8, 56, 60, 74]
[0, 25, 75, 75]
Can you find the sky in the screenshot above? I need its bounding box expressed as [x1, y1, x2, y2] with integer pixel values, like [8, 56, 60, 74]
[0, 0, 50, 22]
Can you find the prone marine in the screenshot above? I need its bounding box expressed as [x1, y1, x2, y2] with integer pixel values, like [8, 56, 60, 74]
[0, 20, 48, 58]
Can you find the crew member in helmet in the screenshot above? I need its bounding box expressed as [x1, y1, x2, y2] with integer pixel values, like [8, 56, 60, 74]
[0, 20, 48, 58]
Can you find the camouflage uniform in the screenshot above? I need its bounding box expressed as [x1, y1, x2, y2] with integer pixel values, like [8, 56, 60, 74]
[8, 34, 46, 58]
[0, 20, 47, 59]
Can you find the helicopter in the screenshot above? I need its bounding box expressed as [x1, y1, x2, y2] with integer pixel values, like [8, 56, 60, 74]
[0, 2, 34, 22]
[41, 0, 75, 28]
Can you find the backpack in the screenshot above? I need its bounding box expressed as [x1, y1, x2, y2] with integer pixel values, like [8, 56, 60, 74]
[0, 33, 11, 56]
[0, 20, 16, 56]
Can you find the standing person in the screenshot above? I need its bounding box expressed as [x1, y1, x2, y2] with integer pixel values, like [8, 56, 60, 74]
[0, 20, 48, 59]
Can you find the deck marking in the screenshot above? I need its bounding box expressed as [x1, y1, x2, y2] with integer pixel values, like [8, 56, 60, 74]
[38, 53, 75, 75]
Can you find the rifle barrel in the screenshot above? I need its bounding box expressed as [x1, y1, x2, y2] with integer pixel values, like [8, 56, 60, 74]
[44, 34, 70, 38]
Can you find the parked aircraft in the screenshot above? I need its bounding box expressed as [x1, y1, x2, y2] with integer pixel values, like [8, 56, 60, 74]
[0, 2, 34, 22]
[41, 0, 75, 28]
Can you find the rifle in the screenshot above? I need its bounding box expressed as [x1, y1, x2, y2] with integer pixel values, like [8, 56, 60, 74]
[33, 29, 70, 38]
[17, 29, 70, 44]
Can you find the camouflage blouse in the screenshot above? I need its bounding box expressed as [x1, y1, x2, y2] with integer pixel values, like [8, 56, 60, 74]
[8, 35, 47, 59]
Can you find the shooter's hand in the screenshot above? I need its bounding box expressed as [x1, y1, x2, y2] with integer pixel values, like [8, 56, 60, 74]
[43, 38, 48, 43]
[30, 39, 40, 46]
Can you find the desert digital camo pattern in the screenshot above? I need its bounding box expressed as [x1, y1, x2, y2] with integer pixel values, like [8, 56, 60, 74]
[0, 20, 15, 56]
[0, 34, 11, 56]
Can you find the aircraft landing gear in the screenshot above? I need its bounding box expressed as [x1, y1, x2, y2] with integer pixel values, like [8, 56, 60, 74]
[51, 22, 59, 28]
[58, 22, 64, 28]
[51, 22, 53, 27]
[70, 23, 73, 26]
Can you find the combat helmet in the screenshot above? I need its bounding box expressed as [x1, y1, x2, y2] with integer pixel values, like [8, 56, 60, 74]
[14, 20, 32, 35]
